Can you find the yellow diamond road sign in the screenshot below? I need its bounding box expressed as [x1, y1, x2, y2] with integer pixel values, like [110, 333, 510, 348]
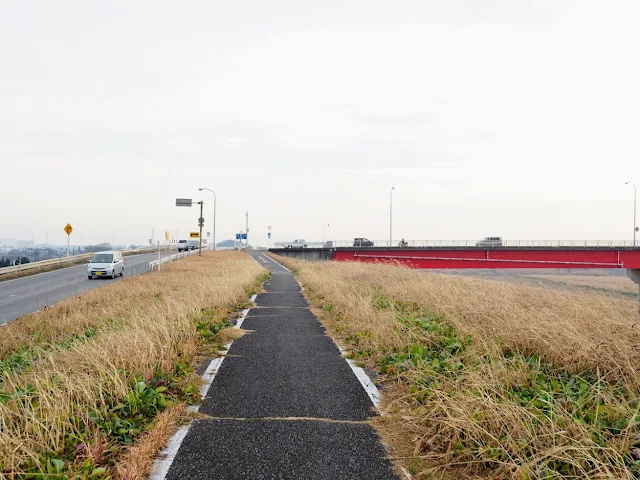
[64, 223, 73, 236]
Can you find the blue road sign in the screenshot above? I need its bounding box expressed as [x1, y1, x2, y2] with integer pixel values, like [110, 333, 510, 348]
[235, 233, 241, 240]
[267, 232, 272, 238]
[242, 234, 247, 240]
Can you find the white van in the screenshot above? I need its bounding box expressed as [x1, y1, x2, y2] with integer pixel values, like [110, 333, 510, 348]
[87, 251, 124, 279]
[285, 239, 307, 249]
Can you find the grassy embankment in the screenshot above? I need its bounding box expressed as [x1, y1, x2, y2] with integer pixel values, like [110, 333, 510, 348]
[274, 256, 640, 479]
[0, 251, 266, 479]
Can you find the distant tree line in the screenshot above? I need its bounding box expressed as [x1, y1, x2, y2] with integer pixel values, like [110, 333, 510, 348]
[0, 256, 30, 268]
[82, 243, 112, 253]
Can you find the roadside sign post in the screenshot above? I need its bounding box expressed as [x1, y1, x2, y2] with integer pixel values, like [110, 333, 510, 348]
[197, 201, 204, 256]
[176, 197, 204, 256]
[63, 223, 73, 257]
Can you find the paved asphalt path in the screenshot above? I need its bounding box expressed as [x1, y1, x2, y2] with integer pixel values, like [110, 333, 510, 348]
[0, 251, 175, 325]
[165, 252, 398, 480]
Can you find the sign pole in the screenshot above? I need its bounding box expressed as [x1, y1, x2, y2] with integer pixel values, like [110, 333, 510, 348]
[67, 234, 70, 257]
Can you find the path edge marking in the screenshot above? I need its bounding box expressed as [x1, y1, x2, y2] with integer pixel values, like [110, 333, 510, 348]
[148, 293, 257, 479]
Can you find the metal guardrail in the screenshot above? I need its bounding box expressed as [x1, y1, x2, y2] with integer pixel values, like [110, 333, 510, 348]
[0, 247, 168, 276]
[328, 240, 639, 248]
[149, 248, 200, 270]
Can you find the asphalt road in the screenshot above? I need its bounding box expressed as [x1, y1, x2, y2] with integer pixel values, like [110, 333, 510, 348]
[0, 251, 174, 326]
[165, 251, 397, 479]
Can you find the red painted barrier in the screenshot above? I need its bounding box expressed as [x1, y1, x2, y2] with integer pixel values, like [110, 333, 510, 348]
[333, 248, 640, 269]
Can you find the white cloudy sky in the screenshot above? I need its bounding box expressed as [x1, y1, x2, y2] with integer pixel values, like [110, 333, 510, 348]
[1, 0, 639, 246]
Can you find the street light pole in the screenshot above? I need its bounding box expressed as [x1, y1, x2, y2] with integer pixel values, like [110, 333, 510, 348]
[198, 188, 217, 250]
[626, 182, 637, 247]
[390, 187, 395, 246]
[322, 223, 330, 243]
[246, 211, 249, 249]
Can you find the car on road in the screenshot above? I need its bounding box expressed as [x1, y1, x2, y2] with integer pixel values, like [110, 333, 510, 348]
[186, 239, 200, 250]
[286, 239, 307, 249]
[87, 251, 124, 279]
[475, 236, 503, 247]
[177, 239, 188, 252]
[353, 238, 374, 247]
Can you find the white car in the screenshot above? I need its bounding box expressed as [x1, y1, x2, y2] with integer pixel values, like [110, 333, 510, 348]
[475, 237, 503, 247]
[177, 239, 188, 252]
[286, 239, 307, 249]
[87, 251, 124, 279]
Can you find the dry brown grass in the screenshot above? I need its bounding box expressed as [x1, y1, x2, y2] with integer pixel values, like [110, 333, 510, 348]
[115, 403, 189, 480]
[277, 256, 640, 479]
[0, 251, 264, 477]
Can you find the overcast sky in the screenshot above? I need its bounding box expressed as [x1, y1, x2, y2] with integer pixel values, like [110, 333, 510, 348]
[1, 1, 639, 247]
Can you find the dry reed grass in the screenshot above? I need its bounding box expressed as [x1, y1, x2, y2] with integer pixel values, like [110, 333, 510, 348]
[115, 403, 189, 480]
[0, 251, 264, 477]
[278, 257, 640, 479]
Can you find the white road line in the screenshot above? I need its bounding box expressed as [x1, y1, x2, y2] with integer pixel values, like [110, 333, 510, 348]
[261, 253, 291, 272]
[334, 343, 382, 413]
[148, 425, 190, 480]
[149, 293, 257, 479]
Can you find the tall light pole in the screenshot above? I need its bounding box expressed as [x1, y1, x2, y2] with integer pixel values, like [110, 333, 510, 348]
[246, 211, 249, 249]
[390, 187, 395, 246]
[198, 188, 216, 250]
[626, 182, 637, 247]
[322, 223, 330, 244]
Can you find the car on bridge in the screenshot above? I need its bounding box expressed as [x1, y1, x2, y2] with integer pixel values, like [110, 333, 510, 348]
[354, 238, 374, 247]
[286, 239, 307, 249]
[475, 236, 503, 247]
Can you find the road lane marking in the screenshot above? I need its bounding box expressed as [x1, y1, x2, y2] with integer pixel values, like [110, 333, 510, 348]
[260, 253, 291, 272]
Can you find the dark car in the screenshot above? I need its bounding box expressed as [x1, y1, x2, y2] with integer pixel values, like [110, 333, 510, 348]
[353, 238, 374, 247]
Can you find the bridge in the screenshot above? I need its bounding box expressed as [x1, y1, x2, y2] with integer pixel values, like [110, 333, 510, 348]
[269, 245, 640, 305]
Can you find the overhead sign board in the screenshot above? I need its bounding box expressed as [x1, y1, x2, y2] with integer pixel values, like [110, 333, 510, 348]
[190, 232, 200, 238]
[176, 198, 193, 207]
[64, 223, 73, 236]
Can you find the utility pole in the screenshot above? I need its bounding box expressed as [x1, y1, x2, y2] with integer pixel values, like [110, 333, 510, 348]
[390, 186, 395, 246]
[626, 182, 637, 247]
[245, 211, 249, 249]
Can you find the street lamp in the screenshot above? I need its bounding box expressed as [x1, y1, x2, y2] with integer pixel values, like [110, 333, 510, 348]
[625, 182, 637, 247]
[198, 188, 216, 250]
[322, 223, 330, 244]
[390, 187, 395, 246]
